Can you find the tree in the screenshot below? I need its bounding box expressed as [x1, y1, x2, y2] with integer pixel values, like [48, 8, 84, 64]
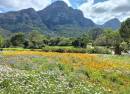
[111, 32, 122, 55]
[48, 37, 61, 46]
[28, 31, 45, 49]
[72, 34, 90, 48]
[119, 18, 130, 53]
[88, 28, 104, 41]
[120, 18, 130, 43]
[94, 29, 115, 46]
[48, 37, 73, 46]
[10, 33, 26, 47]
[94, 30, 123, 55]
[3, 39, 11, 48]
[0, 35, 4, 48]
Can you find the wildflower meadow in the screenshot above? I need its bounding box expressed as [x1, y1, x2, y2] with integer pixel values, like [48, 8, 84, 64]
[0, 51, 130, 94]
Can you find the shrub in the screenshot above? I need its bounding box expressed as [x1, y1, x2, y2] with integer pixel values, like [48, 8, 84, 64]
[42, 46, 86, 53]
[87, 46, 111, 54]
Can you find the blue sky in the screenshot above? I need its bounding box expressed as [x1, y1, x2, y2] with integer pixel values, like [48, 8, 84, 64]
[94, 0, 108, 3]
[0, 0, 130, 24]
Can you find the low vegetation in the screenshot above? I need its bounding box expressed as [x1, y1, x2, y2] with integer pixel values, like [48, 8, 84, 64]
[42, 46, 86, 53]
[0, 51, 130, 94]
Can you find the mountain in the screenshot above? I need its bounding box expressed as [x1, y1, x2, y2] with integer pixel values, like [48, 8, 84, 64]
[38, 1, 95, 30]
[0, 1, 121, 37]
[0, 27, 11, 37]
[0, 8, 47, 33]
[103, 18, 121, 30]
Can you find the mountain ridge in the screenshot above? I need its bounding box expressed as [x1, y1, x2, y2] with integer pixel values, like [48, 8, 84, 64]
[38, 1, 96, 29]
[0, 1, 121, 37]
[103, 18, 121, 30]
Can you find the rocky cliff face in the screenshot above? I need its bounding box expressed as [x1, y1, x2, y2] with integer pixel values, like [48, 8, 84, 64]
[38, 1, 95, 29]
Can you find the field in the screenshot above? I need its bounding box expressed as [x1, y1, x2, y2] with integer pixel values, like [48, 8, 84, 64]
[0, 51, 130, 94]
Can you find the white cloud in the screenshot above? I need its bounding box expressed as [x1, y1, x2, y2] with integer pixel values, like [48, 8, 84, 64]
[0, 0, 52, 11]
[62, 0, 71, 6]
[0, 0, 71, 11]
[79, 0, 130, 24]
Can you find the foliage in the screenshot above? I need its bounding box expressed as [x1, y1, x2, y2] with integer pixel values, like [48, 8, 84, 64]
[10, 33, 26, 47]
[0, 34, 4, 48]
[48, 37, 73, 46]
[1, 51, 130, 94]
[86, 46, 111, 54]
[94, 29, 123, 55]
[120, 18, 130, 42]
[94, 29, 121, 46]
[26, 31, 47, 49]
[42, 46, 86, 53]
[72, 34, 90, 48]
[87, 28, 104, 41]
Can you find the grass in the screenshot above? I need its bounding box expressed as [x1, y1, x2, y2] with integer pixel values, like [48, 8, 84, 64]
[0, 51, 130, 94]
[45, 46, 74, 48]
[2, 48, 31, 51]
[102, 54, 130, 63]
[2, 46, 112, 54]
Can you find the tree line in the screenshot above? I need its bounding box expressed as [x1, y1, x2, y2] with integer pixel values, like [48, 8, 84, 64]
[0, 18, 130, 55]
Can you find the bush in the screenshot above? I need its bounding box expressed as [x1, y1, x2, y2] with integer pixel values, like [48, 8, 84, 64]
[42, 46, 86, 53]
[86, 46, 111, 54]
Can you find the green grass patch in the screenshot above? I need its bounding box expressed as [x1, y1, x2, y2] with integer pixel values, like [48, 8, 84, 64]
[2, 48, 30, 51]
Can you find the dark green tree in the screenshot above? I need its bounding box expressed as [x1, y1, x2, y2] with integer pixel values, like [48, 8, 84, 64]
[94, 29, 114, 46]
[10, 33, 26, 47]
[28, 31, 45, 49]
[0, 35, 4, 48]
[120, 18, 130, 43]
[88, 28, 104, 41]
[3, 39, 11, 48]
[48, 37, 73, 46]
[95, 30, 123, 55]
[111, 31, 122, 55]
[72, 34, 90, 48]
